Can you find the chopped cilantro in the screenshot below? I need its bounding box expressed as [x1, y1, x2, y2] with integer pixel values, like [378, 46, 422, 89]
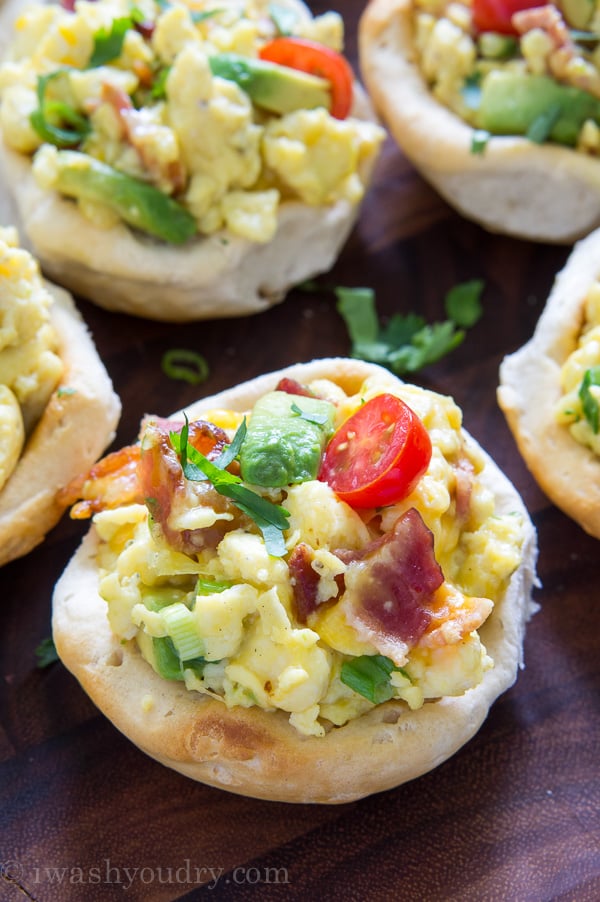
[335, 282, 484, 376]
[35, 636, 58, 669]
[290, 401, 330, 425]
[88, 17, 132, 68]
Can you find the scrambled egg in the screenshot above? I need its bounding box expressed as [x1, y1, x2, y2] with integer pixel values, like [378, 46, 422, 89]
[555, 280, 600, 454]
[0, 0, 384, 242]
[0, 227, 63, 491]
[94, 375, 526, 737]
[413, 0, 600, 152]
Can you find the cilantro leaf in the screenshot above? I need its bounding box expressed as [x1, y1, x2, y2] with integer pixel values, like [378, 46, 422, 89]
[335, 282, 483, 376]
[89, 17, 131, 68]
[444, 279, 484, 327]
[290, 402, 329, 425]
[35, 636, 58, 669]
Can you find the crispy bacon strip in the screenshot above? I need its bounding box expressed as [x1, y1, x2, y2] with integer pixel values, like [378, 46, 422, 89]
[340, 508, 444, 666]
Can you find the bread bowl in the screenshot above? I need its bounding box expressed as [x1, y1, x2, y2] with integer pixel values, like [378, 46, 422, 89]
[0, 0, 384, 321]
[0, 226, 120, 566]
[498, 228, 600, 539]
[53, 357, 537, 803]
[359, 0, 600, 243]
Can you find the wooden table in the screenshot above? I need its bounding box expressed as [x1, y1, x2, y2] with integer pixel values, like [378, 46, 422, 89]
[1, 2, 599, 899]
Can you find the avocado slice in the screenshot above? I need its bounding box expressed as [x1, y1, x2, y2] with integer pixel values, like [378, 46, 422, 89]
[208, 52, 331, 115]
[239, 390, 336, 488]
[41, 149, 197, 244]
[476, 71, 600, 145]
[561, 0, 594, 29]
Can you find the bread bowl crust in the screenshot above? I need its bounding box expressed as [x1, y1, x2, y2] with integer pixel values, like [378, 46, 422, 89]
[0, 279, 121, 566]
[52, 358, 537, 803]
[498, 231, 600, 539]
[0, 0, 382, 321]
[359, 0, 600, 244]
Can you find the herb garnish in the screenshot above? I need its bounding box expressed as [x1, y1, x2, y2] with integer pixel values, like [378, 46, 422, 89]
[340, 654, 398, 704]
[170, 417, 290, 557]
[89, 17, 132, 67]
[35, 636, 59, 669]
[334, 281, 484, 375]
[161, 349, 209, 385]
[527, 103, 561, 144]
[290, 401, 329, 425]
[30, 72, 90, 148]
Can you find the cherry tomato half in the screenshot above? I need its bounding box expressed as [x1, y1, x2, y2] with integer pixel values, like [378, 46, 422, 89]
[258, 37, 353, 119]
[472, 0, 545, 34]
[318, 394, 432, 509]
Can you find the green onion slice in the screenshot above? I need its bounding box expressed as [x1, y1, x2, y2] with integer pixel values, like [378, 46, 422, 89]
[579, 366, 600, 434]
[340, 654, 397, 704]
[161, 349, 209, 385]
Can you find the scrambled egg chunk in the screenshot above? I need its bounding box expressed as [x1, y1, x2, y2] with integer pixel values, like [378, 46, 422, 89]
[0, 227, 63, 491]
[95, 376, 526, 737]
[0, 0, 385, 243]
[555, 279, 600, 455]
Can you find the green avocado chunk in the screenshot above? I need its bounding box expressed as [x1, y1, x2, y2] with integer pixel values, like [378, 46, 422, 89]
[208, 53, 331, 115]
[239, 390, 336, 488]
[46, 149, 197, 244]
[476, 71, 600, 146]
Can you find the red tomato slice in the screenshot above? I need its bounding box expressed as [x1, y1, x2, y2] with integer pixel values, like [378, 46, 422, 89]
[472, 0, 545, 34]
[258, 37, 353, 119]
[318, 394, 432, 509]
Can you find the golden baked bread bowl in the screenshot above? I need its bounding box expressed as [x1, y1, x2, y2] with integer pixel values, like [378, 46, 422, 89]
[0, 227, 120, 566]
[0, 0, 384, 321]
[359, 0, 600, 243]
[53, 358, 537, 803]
[498, 229, 600, 539]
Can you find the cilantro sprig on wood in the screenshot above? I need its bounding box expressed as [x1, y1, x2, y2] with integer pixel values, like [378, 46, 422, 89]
[333, 281, 484, 375]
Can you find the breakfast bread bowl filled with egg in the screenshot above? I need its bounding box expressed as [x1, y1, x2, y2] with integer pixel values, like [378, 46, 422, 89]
[0, 227, 120, 567]
[0, 0, 385, 321]
[498, 228, 600, 539]
[53, 358, 537, 803]
[359, 0, 600, 243]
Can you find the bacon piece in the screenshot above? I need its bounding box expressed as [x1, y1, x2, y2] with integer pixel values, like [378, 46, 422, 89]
[275, 377, 316, 398]
[60, 444, 142, 519]
[139, 420, 248, 555]
[340, 508, 444, 666]
[289, 543, 321, 623]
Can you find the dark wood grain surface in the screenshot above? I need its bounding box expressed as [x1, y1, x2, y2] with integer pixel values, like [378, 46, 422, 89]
[1, 2, 600, 899]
